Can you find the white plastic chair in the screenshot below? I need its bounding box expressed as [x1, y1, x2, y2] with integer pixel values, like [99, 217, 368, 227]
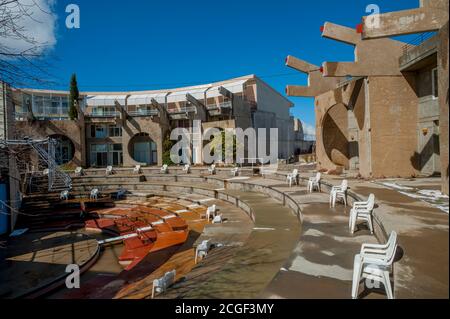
[133, 165, 141, 174]
[212, 214, 223, 224]
[183, 164, 190, 174]
[60, 190, 69, 200]
[195, 240, 212, 264]
[329, 180, 348, 207]
[151, 270, 176, 299]
[205, 204, 217, 223]
[208, 164, 216, 175]
[349, 194, 375, 234]
[307, 172, 321, 193]
[286, 169, 299, 187]
[106, 166, 113, 176]
[352, 232, 398, 299]
[161, 164, 168, 174]
[116, 187, 127, 199]
[43, 169, 49, 176]
[230, 167, 239, 177]
[74, 167, 84, 176]
[90, 188, 99, 200]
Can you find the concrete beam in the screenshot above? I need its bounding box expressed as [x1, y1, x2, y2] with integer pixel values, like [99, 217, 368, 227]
[321, 22, 405, 77]
[321, 22, 361, 45]
[186, 93, 204, 114]
[286, 55, 319, 74]
[285, 55, 339, 97]
[218, 86, 233, 99]
[361, 6, 449, 39]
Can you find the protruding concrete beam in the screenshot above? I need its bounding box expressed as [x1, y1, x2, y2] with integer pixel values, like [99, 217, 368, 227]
[321, 22, 405, 77]
[285, 56, 339, 97]
[321, 22, 361, 45]
[285, 55, 319, 73]
[322, 62, 360, 77]
[218, 86, 233, 99]
[361, 3, 449, 39]
[186, 93, 204, 113]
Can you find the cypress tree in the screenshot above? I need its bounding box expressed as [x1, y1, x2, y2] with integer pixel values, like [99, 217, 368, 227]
[68, 74, 79, 120]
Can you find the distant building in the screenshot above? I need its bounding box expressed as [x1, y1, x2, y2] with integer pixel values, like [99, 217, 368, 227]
[1, 75, 312, 168]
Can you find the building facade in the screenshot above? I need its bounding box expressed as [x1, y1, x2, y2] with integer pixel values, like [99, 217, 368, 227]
[2, 75, 311, 168]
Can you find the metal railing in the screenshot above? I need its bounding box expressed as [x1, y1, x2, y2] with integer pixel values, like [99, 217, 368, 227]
[167, 106, 197, 114]
[127, 109, 159, 117]
[86, 110, 121, 117]
[206, 100, 233, 110]
[402, 31, 437, 55]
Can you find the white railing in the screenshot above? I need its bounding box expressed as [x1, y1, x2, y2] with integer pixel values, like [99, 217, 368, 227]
[86, 110, 121, 117]
[206, 100, 232, 110]
[167, 106, 197, 114]
[127, 109, 159, 117]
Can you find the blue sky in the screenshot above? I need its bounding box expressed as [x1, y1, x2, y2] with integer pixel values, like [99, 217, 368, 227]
[30, 0, 419, 132]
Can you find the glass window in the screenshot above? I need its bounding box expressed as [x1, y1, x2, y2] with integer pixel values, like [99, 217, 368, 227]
[33, 95, 44, 114]
[51, 96, 60, 114]
[94, 125, 107, 138]
[108, 125, 122, 137]
[432, 68, 438, 99]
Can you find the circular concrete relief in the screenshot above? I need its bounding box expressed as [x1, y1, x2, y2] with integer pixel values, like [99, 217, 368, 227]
[322, 103, 350, 169]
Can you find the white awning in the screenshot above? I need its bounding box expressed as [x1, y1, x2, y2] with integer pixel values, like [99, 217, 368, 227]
[86, 95, 127, 107]
[167, 87, 210, 103]
[127, 93, 166, 106]
[206, 80, 247, 98]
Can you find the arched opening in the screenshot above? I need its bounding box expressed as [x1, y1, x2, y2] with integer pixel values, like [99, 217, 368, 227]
[322, 103, 350, 169]
[49, 134, 75, 165]
[128, 133, 158, 165]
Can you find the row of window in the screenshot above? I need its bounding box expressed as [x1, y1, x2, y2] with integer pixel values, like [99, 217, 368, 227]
[90, 143, 123, 166]
[90, 125, 122, 138]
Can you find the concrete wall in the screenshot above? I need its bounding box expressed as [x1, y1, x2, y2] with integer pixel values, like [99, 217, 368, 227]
[438, 21, 449, 194]
[367, 75, 419, 178]
[254, 78, 295, 159]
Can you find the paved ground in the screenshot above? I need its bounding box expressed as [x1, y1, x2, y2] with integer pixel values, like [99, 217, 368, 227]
[0, 231, 99, 298]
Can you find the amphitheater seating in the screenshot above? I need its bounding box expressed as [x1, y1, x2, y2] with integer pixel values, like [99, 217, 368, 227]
[286, 169, 299, 187]
[90, 188, 99, 200]
[195, 240, 212, 264]
[151, 270, 176, 299]
[106, 166, 113, 176]
[212, 214, 223, 224]
[307, 173, 321, 193]
[74, 167, 84, 176]
[133, 165, 141, 174]
[352, 232, 398, 299]
[330, 180, 348, 207]
[205, 205, 217, 223]
[349, 194, 375, 234]
[60, 190, 69, 200]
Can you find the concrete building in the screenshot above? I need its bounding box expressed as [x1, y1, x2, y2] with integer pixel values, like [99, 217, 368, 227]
[1, 75, 310, 169]
[360, 0, 449, 193]
[286, 0, 448, 194]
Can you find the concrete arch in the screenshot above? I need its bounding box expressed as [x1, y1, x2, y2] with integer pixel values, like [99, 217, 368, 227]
[321, 103, 350, 169]
[127, 133, 158, 166]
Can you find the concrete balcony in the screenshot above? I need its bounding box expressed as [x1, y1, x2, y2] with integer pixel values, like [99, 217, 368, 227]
[86, 110, 121, 118]
[127, 109, 159, 117]
[167, 106, 196, 119]
[400, 33, 438, 71]
[206, 101, 232, 116]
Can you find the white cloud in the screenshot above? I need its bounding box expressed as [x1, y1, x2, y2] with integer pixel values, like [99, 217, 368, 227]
[1, 0, 57, 55]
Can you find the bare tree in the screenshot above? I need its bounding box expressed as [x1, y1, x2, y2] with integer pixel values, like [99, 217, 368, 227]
[0, 0, 55, 86]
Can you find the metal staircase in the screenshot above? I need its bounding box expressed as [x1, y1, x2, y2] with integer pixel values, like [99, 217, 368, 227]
[1, 138, 72, 192]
